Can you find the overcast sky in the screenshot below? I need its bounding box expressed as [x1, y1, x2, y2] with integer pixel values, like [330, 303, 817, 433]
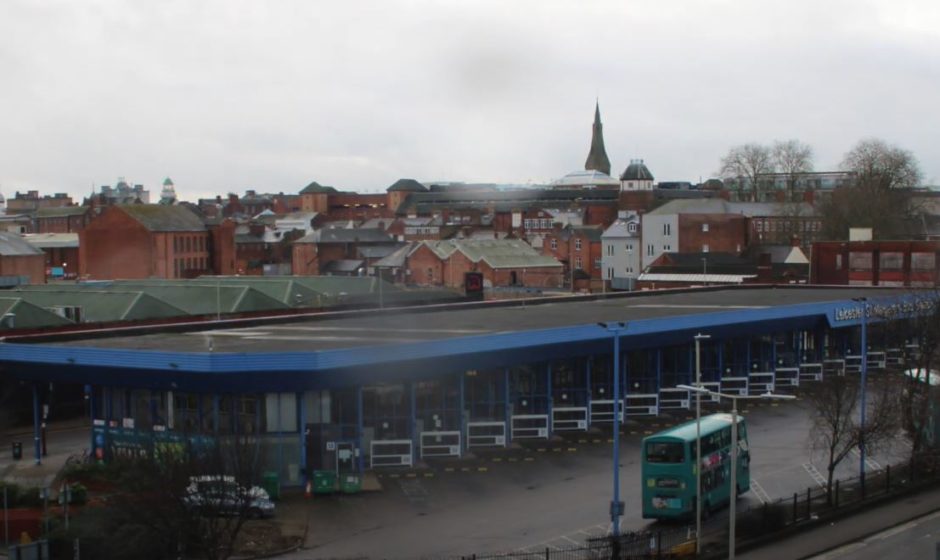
[1, 0, 938, 202]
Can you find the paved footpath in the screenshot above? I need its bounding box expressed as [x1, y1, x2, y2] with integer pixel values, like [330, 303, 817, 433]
[738, 484, 940, 560]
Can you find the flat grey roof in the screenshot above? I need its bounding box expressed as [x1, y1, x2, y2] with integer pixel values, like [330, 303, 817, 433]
[52, 286, 902, 353]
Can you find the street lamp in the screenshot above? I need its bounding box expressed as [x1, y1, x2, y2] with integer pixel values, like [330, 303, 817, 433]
[852, 297, 869, 492]
[693, 333, 711, 556]
[598, 322, 627, 542]
[677, 384, 796, 560]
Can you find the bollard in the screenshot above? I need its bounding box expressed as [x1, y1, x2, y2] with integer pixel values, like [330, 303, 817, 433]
[793, 492, 798, 523]
[806, 487, 811, 518]
[835, 480, 840, 508]
[886, 464, 891, 492]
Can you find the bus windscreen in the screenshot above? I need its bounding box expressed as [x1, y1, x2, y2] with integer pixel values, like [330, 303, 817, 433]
[645, 441, 684, 463]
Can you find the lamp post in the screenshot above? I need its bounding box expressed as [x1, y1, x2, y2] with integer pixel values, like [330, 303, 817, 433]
[693, 333, 711, 556]
[852, 297, 868, 492]
[677, 384, 795, 560]
[598, 322, 627, 542]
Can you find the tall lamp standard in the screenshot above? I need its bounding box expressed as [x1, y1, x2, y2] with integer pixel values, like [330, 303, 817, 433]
[693, 333, 711, 556]
[852, 297, 869, 492]
[598, 322, 627, 543]
[677, 384, 796, 560]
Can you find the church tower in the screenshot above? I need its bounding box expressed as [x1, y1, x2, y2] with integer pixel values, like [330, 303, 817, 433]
[159, 177, 177, 205]
[584, 102, 611, 176]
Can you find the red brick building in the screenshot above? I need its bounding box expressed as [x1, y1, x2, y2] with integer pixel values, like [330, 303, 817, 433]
[80, 205, 215, 280]
[0, 232, 46, 284]
[810, 240, 940, 287]
[291, 228, 397, 276]
[404, 239, 564, 289]
[34, 206, 93, 233]
[541, 225, 604, 288]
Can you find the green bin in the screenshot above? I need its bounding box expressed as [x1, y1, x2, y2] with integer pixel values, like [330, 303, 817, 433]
[340, 473, 362, 494]
[313, 470, 336, 494]
[262, 471, 280, 501]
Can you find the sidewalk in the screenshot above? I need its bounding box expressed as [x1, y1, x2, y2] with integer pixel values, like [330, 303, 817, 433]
[0, 420, 90, 490]
[738, 483, 940, 559]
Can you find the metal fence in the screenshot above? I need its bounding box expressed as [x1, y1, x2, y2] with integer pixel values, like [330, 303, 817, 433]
[452, 527, 694, 560]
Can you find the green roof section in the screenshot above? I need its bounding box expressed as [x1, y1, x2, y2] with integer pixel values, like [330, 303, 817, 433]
[110, 282, 288, 315]
[156, 277, 324, 308]
[299, 181, 338, 194]
[0, 298, 74, 330]
[9, 288, 188, 323]
[118, 204, 206, 232]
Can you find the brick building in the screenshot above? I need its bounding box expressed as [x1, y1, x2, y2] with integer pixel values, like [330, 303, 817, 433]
[5, 191, 73, 214]
[405, 239, 563, 289]
[810, 240, 940, 287]
[0, 232, 46, 284]
[291, 227, 397, 276]
[80, 205, 215, 280]
[541, 225, 604, 289]
[22, 233, 80, 279]
[34, 206, 93, 233]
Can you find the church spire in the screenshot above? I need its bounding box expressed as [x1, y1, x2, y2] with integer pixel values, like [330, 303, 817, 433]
[584, 101, 611, 176]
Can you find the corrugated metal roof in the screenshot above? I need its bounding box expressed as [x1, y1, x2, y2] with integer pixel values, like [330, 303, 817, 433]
[296, 228, 395, 244]
[420, 239, 563, 269]
[647, 199, 816, 217]
[0, 232, 44, 256]
[637, 273, 756, 284]
[22, 233, 79, 249]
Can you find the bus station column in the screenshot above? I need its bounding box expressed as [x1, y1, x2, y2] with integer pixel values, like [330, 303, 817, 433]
[32, 384, 41, 465]
[545, 364, 552, 435]
[88, 386, 96, 453]
[297, 391, 307, 485]
[458, 373, 466, 452]
[503, 368, 511, 445]
[585, 359, 592, 422]
[409, 382, 417, 465]
[356, 385, 364, 473]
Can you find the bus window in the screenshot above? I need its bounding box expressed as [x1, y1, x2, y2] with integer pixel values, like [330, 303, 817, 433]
[646, 441, 684, 463]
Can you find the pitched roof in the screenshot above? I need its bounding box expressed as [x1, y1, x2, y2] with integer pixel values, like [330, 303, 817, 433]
[300, 181, 338, 194]
[570, 225, 604, 242]
[647, 199, 816, 217]
[35, 206, 90, 218]
[387, 178, 428, 193]
[321, 259, 365, 274]
[420, 239, 562, 269]
[22, 233, 79, 249]
[397, 188, 618, 215]
[118, 204, 206, 232]
[584, 102, 611, 176]
[296, 228, 395, 244]
[0, 232, 44, 256]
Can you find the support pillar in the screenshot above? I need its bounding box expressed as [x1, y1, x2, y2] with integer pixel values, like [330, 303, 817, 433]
[298, 391, 307, 484]
[409, 382, 417, 464]
[585, 358, 592, 423]
[356, 386, 364, 472]
[504, 368, 512, 445]
[458, 373, 466, 454]
[546, 363, 552, 435]
[32, 385, 41, 465]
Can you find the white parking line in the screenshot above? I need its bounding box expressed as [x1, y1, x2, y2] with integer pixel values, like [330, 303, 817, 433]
[750, 479, 771, 503]
[802, 463, 826, 488]
[561, 535, 580, 545]
[850, 448, 882, 471]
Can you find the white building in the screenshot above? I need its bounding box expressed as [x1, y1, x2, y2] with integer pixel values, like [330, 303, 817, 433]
[601, 211, 642, 290]
[619, 159, 654, 191]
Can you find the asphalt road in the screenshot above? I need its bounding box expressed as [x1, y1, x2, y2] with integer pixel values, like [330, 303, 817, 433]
[284, 399, 909, 560]
[806, 510, 940, 560]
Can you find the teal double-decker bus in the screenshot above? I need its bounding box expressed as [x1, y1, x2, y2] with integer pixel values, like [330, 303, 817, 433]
[641, 413, 750, 520]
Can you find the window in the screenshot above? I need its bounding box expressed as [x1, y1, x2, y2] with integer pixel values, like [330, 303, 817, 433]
[703, 244, 710, 253]
[594, 258, 601, 269]
[702, 223, 709, 232]
[550, 238, 557, 250]
[880, 252, 904, 271]
[627, 223, 637, 233]
[427, 267, 434, 280]
[626, 244, 633, 253]
[645, 441, 684, 463]
[575, 257, 583, 269]
[849, 252, 873, 271]
[173, 237, 179, 252]
[835, 254, 843, 270]
[647, 244, 654, 256]
[575, 239, 582, 251]
[912, 253, 935, 271]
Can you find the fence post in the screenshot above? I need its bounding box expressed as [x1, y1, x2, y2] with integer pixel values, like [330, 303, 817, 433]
[792, 492, 798, 523]
[835, 479, 840, 508]
[806, 487, 811, 518]
[886, 464, 891, 492]
[657, 530, 662, 557]
[545, 547, 549, 560]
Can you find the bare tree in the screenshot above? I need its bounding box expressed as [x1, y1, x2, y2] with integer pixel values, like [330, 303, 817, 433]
[719, 143, 774, 202]
[818, 138, 924, 240]
[806, 373, 898, 504]
[772, 139, 814, 201]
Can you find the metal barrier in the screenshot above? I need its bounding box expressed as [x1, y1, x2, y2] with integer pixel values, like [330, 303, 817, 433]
[867, 351, 886, 370]
[552, 407, 588, 431]
[799, 362, 823, 382]
[467, 421, 507, 448]
[720, 376, 749, 396]
[748, 371, 775, 395]
[659, 387, 690, 410]
[823, 359, 845, 376]
[370, 439, 413, 468]
[905, 343, 921, 362]
[844, 355, 862, 374]
[624, 393, 659, 416]
[7, 540, 50, 560]
[420, 431, 461, 458]
[589, 399, 623, 423]
[775, 367, 799, 387]
[700, 382, 721, 402]
[886, 348, 903, 366]
[511, 414, 549, 439]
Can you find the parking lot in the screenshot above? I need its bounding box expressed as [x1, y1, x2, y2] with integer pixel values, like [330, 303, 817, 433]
[282, 398, 909, 559]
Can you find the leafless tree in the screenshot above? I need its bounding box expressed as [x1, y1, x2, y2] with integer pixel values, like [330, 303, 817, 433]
[806, 373, 899, 505]
[772, 139, 814, 201]
[818, 138, 924, 240]
[719, 143, 774, 202]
